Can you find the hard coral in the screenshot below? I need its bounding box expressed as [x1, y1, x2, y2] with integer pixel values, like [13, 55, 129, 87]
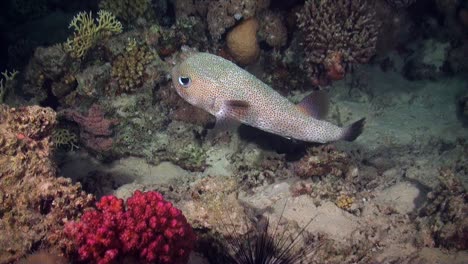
[99, 0, 151, 23]
[110, 40, 155, 95]
[297, 0, 378, 85]
[385, 0, 416, 8]
[65, 191, 196, 264]
[65, 10, 123, 59]
[226, 18, 260, 65]
[206, 0, 268, 40]
[0, 105, 94, 263]
[258, 10, 287, 48]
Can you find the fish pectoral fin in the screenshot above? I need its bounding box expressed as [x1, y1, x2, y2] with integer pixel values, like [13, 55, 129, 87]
[296, 91, 329, 119]
[222, 100, 251, 119]
[206, 100, 249, 140]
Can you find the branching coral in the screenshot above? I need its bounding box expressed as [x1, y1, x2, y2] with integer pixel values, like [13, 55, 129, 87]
[110, 39, 155, 94]
[65, 191, 196, 264]
[297, 0, 379, 85]
[52, 128, 79, 151]
[64, 10, 123, 59]
[99, 0, 151, 23]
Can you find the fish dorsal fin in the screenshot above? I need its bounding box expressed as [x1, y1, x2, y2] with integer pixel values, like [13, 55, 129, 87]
[297, 91, 329, 119]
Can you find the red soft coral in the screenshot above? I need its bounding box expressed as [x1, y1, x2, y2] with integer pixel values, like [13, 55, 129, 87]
[65, 191, 196, 264]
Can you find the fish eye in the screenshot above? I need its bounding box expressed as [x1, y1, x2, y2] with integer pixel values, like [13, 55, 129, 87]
[178, 76, 191, 88]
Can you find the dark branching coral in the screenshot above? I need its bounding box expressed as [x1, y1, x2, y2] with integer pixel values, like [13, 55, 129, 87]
[297, 0, 379, 85]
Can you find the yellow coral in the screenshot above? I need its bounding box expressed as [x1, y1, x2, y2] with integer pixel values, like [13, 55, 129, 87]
[336, 195, 354, 210]
[99, 0, 151, 22]
[64, 10, 123, 59]
[226, 18, 260, 65]
[52, 128, 79, 151]
[110, 39, 155, 94]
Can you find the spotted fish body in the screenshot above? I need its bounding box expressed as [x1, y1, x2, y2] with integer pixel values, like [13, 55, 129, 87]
[171, 52, 365, 143]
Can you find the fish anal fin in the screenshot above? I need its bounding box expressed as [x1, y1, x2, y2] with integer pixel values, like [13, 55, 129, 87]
[297, 91, 329, 119]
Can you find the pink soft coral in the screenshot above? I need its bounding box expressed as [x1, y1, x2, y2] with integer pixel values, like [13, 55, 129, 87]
[65, 191, 196, 264]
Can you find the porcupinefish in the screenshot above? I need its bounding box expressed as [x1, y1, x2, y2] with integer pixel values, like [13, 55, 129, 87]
[171, 52, 365, 143]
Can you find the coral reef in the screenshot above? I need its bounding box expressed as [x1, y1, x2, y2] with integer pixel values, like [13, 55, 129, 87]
[0, 69, 19, 103]
[226, 18, 260, 65]
[297, 0, 379, 85]
[22, 44, 72, 103]
[419, 168, 468, 250]
[109, 39, 155, 95]
[447, 39, 468, 74]
[65, 191, 196, 264]
[258, 10, 288, 48]
[75, 63, 112, 97]
[64, 10, 123, 59]
[18, 250, 68, 264]
[0, 105, 94, 263]
[61, 104, 119, 153]
[180, 176, 250, 237]
[403, 39, 450, 80]
[385, 0, 416, 8]
[174, 0, 269, 41]
[207, 0, 258, 40]
[99, 0, 151, 23]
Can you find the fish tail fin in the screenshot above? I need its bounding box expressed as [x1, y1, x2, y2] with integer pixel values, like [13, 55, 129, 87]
[342, 118, 366, 141]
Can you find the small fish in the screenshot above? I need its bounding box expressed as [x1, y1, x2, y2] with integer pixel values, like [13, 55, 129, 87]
[171, 52, 365, 143]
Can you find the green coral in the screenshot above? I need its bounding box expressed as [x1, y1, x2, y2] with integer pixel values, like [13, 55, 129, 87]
[0, 69, 19, 103]
[109, 39, 155, 94]
[64, 10, 123, 59]
[52, 128, 79, 151]
[99, 0, 151, 23]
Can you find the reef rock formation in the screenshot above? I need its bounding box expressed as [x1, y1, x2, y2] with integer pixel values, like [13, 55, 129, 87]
[0, 105, 94, 263]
